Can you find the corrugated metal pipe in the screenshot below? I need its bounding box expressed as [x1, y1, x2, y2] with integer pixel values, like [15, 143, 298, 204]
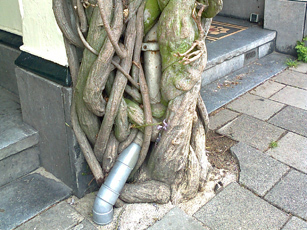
[92, 142, 141, 225]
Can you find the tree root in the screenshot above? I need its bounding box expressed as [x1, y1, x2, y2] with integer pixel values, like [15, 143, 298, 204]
[102, 132, 119, 173]
[83, 0, 123, 117]
[130, 66, 152, 177]
[71, 97, 104, 185]
[97, 0, 127, 59]
[118, 128, 138, 153]
[197, 93, 210, 134]
[120, 180, 171, 204]
[52, 0, 84, 48]
[114, 100, 130, 142]
[94, 15, 137, 160]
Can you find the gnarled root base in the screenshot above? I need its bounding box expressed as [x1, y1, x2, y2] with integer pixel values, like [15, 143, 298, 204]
[119, 82, 211, 205]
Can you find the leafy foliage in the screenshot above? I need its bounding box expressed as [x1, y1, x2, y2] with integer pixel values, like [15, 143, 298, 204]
[286, 59, 298, 68]
[295, 37, 307, 62]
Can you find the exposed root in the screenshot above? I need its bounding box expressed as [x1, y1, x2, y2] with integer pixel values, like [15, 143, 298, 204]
[97, 0, 127, 58]
[76, 0, 88, 33]
[71, 97, 103, 186]
[120, 180, 171, 204]
[52, 0, 84, 48]
[130, 66, 152, 177]
[196, 93, 209, 134]
[118, 128, 138, 153]
[94, 15, 137, 158]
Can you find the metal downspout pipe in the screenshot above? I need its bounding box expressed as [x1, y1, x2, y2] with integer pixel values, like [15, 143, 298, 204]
[92, 142, 141, 225]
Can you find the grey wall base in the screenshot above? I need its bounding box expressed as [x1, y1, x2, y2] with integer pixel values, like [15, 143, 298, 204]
[264, 0, 307, 55]
[218, 0, 264, 21]
[0, 43, 20, 96]
[15, 67, 97, 197]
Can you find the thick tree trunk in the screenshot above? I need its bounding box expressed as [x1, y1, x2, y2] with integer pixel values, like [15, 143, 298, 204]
[53, 0, 223, 205]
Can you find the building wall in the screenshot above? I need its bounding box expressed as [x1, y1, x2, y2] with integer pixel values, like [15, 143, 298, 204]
[0, 0, 22, 36]
[219, 0, 265, 21]
[0, 0, 68, 66]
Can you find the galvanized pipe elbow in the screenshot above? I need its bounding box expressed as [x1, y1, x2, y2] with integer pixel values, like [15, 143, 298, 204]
[92, 143, 141, 225]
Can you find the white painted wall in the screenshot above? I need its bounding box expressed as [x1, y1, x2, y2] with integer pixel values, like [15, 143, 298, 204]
[20, 0, 68, 66]
[0, 0, 23, 35]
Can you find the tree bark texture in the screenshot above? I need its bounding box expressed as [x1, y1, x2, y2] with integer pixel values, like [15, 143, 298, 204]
[53, 0, 222, 203]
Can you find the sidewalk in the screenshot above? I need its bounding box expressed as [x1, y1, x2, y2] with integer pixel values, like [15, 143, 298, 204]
[15, 63, 307, 229]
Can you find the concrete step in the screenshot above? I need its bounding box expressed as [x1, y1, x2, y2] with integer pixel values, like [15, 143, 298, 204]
[0, 86, 40, 187]
[203, 16, 276, 86]
[201, 52, 294, 114]
[0, 168, 72, 230]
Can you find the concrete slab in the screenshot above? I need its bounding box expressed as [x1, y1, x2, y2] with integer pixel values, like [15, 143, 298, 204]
[270, 86, 307, 110]
[201, 52, 291, 113]
[149, 207, 208, 230]
[226, 93, 284, 120]
[268, 106, 307, 137]
[0, 146, 39, 187]
[217, 114, 285, 151]
[282, 216, 307, 230]
[272, 69, 307, 90]
[209, 109, 240, 130]
[15, 202, 85, 230]
[266, 132, 307, 174]
[0, 173, 72, 230]
[290, 62, 307, 74]
[70, 219, 97, 230]
[231, 143, 289, 196]
[250, 80, 285, 98]
[206, 24, 275, 69]
[194, 183, 289, 230]
[259, 41, 275, 59]
[0, 86, 39, 161]
[265, 170, 307, 220]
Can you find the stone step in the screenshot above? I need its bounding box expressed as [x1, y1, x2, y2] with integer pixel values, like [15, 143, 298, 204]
[201, 52, 294, 114]
[0, 168, 72, 230]
[0, 86, 40, 187]
[203, 16, 276, 86]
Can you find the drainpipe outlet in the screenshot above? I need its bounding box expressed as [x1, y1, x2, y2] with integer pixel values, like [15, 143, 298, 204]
[92, 142, 141, 225]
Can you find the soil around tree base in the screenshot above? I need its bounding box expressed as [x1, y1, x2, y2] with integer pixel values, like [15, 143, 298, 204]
[206, 130, 239, 178]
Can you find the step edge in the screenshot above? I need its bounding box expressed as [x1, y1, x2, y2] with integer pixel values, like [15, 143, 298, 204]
[206, 29, 276, 69]
[0, 146, 40, 188]
[0, 130, 39, 161]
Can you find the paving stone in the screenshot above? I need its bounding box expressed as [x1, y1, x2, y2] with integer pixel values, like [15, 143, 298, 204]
[266, 132, 307, 174]
[149, 207, 208, 230]
[282, 216, 307, 230]
[268, 106, 307, 137]
[209, 109, 240, 130]
[265, 170, 307, 220]
[231, 143, 289, 196]
[226, 93, 284, 120]
[250, 80, 285, 98]
[0, 173, 72, 230]
[69, 219, 97, 230]
[270, 86, 307, 110]
[217, 114, 285, 151]
[16, 202, 84, 230]
[194, 182, 289, 230]
[290, 62, 307, 74]
[272, 69, 307, 90]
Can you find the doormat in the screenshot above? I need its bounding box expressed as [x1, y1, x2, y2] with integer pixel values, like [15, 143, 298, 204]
[206, 21, 248, 42]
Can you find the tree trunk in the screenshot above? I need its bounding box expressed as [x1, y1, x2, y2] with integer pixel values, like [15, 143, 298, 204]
[53, 0, 223, 203]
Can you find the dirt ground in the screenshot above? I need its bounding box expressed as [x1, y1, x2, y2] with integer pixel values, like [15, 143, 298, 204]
[206, 129, 239, 178]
